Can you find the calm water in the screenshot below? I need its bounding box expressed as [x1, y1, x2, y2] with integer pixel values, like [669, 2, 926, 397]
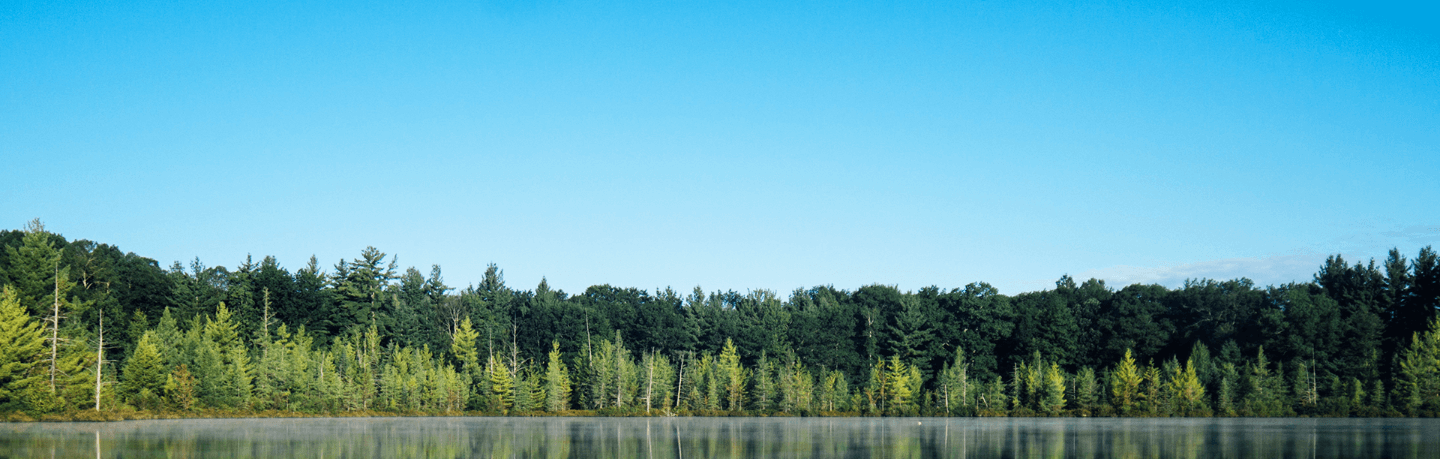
[1, 416, 1437, 458]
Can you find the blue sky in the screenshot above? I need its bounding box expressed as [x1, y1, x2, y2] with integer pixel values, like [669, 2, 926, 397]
[3, 0, 1437, 295]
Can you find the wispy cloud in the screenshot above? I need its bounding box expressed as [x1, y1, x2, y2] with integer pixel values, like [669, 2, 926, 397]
[1072, 226, 1440, 290]
[1076, 252, 1327, 289]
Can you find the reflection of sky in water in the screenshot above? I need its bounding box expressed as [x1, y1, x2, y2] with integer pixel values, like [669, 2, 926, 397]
[0, 417, 1437, 458]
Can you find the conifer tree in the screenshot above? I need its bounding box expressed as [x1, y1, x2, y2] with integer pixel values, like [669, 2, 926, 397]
[939, 347, 970, 413]
[487, 353, 513, 411]
[1111, 349, 1141, 414]
[121, 331, 167, 409]
[1170, 358, 1206, 415]
[885, 355, 912, 412]
[1073, 367, 1098, 412]
[450, 317, 482, 409]
[717, 338, 746, 411]
[1216, 362, 1237, 416]
[2, 219, 64, 317]
[1042, 362, 1066, 414]
[0, 287, 44, 409]
[544, 341, 571, 411]
[751, 352, 775, 411]
[165, 364, 196, 411]
[1398, 317, 1440, 413]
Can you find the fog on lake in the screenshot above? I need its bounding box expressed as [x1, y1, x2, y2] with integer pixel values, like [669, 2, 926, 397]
[1, 416, 1436, 458]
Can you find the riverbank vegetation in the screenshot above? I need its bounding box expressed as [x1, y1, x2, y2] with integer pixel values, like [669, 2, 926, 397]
[0, 219, 1438, 420]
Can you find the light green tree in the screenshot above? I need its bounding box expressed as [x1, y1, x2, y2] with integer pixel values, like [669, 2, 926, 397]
[885, 355, 915, 413]
[717, 338, 747, 411]
[1170, 358, 1206, 415]
[545, 341, 571, 411]
[1042, 362, 1066, 414]
[939, 346, 970, 414]
[1111, 349, 1141, 414]
[751, 352, 776, 411]
[121, 331, 167, 409]
[1399, 317, 1440, 413]
[0, 287, 44, 409]
[1073, 367, 1098, 412]
[487, 353, 513, 411]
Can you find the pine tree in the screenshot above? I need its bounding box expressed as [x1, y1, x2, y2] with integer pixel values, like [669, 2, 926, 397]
[751, 352, 775, 411]
[0, 287, 44, 409]
[1398, 317, 1440, 413]
[1042, 362, 1066, 414]
[165, 364, 196, 411]
[450, 317, 482, 409]
[545, 341, 571, 411]
[1073, 367, 1098, 413]
[121, 331, 167, 409]
[1216, 363, 1237, 417]
[885, 355, 912, 413]
[1170, 358, 1206, 415]
[939, 346, 969, 414]
[1, 219, 64, 318]
[487, 353, 513, 412]
[1111, 349, 1141, 414]
[717, 338, 747, 411]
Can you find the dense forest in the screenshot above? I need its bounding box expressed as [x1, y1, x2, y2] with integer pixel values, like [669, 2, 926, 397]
[1, 219, 1438, 419]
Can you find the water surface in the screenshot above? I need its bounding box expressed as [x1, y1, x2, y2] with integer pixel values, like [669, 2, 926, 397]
[1, 416, 1436, 458]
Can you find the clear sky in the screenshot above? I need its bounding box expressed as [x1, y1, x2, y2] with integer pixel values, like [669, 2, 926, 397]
[3, 0, 1437, 295]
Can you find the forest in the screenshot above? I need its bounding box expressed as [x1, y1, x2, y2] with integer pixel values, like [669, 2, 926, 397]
[0, 219, 1438, 419]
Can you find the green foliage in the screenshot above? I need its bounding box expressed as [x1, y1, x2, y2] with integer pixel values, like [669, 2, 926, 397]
[487, 353, 513, 412]
[544, 341, 571, 411]
[121, 331, 166, 409]
[1, 223, 1438, 419]
[1, 220, 65, 317]
[1110, 349, 1141, 414]
[1240, 347, 1290, 416]
[1072, 367, 1098, 413]
[1398, 317, 1440, 414]
[717, 338, 746, 411]
[1041, 362, 1066, 414]
[1170, 358, 1206, 415]
[938, 346, 970, 414]
[0, 287, 44, 410]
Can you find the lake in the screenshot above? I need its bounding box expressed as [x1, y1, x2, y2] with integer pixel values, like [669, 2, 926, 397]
[1, 416, 1436, 458]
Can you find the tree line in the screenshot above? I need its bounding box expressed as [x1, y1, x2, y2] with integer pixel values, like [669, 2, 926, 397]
[0, 219, 1438, 417]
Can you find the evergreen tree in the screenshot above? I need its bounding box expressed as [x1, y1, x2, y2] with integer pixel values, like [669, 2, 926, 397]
[0, 287, 44, 409]
[544, 341, 571, 411]
[938, 346, 969, 414]
[1398, 317, 1440, 414]
[450, 317, 481, 390]
[1111, 349, 1141, 414]
[1, 220, 65, 317]
[1041, 362, 1066, 414]
[717, 338, 747, 411]
[487, 353, 513, 412]
[121, 331, 167, 409]
[751, 352, 776, 411]
[1073, 367, 1098, 413]
[885, 355, 913, 413]
[1170, 358, 1206, 415]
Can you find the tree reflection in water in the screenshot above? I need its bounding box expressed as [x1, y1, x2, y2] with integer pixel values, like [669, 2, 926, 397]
[0, 417, 1434, 458]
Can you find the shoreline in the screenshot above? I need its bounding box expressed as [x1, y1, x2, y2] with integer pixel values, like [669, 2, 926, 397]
[2, 409, 1418, 423]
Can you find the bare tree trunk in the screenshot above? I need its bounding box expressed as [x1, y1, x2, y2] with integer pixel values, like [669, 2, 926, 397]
[261, 288, 272, 343]
[95, 307, 103, 411]
[675, 352, 684, 410]
[646, 349, 655, 412]
[50, 265, 61, 392]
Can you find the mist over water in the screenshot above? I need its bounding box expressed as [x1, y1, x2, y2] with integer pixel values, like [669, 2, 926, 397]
[1, 417, 1436, 458]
